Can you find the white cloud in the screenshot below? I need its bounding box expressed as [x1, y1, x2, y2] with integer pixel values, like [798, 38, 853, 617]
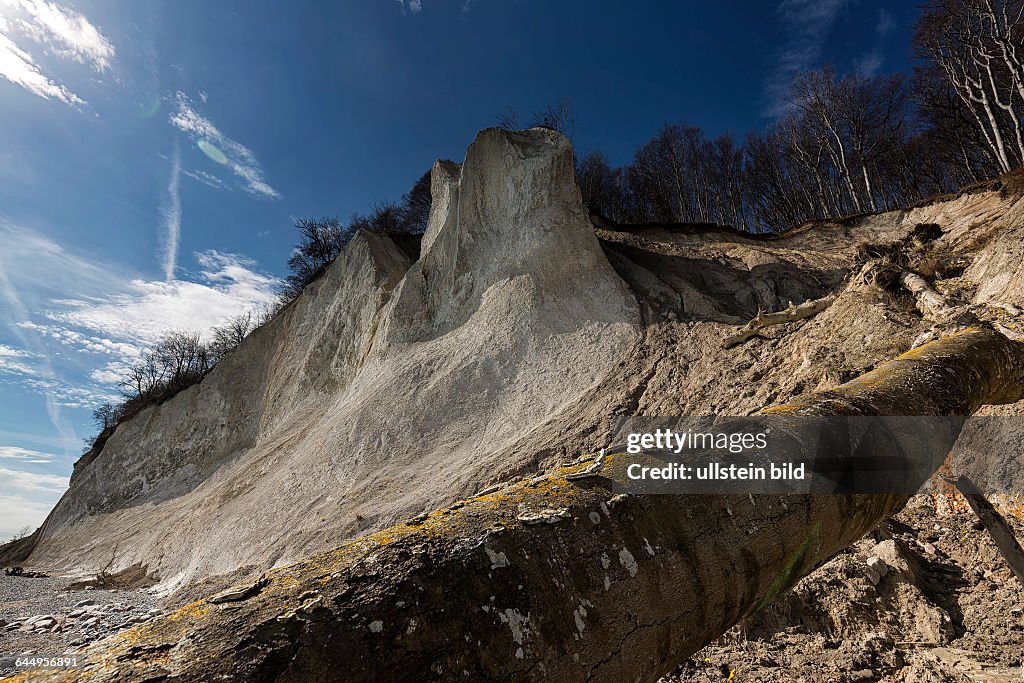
[0, 344, 38, 375]
[0, 21, 83, 103]
[0, 491, 54, 539]
[1, 222, 279, 416]
[9, 0, 114, 70]
[763, 0, 849, 116]
[0, 0, 114, 105]
[169, 91, 282, 199]
[395, 0, 422, 13]
[182, 168, 227, 190]
[48, 250, 279, 348]
[0, 445, 54, 463]
[0, 465, 67, 492]
[0, 462, 68, 539]
[161, 141, 182, 281]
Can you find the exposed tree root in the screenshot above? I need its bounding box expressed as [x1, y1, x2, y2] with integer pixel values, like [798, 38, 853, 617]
[950, 475, 1024, 588]
[723, 294, 837, 348]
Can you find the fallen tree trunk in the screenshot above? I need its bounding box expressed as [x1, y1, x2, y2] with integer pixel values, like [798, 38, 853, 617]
[898, 270, 955, 320]
[15, 328, 1024, 683]
[723, 294, 836, 348]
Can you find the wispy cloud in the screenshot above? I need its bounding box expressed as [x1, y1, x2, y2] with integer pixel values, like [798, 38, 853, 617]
[10, 0, 114, 69]
[169, 91, 281, 199]
[0, 0, 114, 105]
[855, 50, 884, 78]
[0, 466, 67, 492]
[182, 168, 226, 190]
[876, 9, 895, 38]
[395, 0, 422, 14]
[0, 343, 39, 376]
[763, 0, 849, 116]
[0, 491, 58, 539]
[161, 141, 182, 281]
[0, 461, 68, 536]
[0, 18, 82, 103]
[47, 250, 279, 348]
[0, 445, 54, 463]
[0, 221, 279, 414]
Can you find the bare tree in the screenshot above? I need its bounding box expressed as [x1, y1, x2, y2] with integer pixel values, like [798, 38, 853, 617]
[496, 99, 576, 140]
[529, 98, 576, 140]
[208, 313, 257, 364]
[153, 331, 210, 390]
[915, 0, 1024, 173]
[495, 107, 520, 131]
[399, 171, 432, 234]
[51, 328, 1024, 682]
[282, 217, 350, 301]
[92, 402, 119, 433]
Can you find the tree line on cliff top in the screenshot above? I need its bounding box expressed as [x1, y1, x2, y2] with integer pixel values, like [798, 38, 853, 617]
[575, 0, 1024, 232]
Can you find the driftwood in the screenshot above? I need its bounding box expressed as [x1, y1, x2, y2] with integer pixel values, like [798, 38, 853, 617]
[951, 475, 1024, 588]
[16, 327, 1024, 683]
[898, 270, 956, 320]
[723, 294, 837, 348]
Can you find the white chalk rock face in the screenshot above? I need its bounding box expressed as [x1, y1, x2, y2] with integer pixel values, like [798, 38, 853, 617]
[24, 128, 641, 589]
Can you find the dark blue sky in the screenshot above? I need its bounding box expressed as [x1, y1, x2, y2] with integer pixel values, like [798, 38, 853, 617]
[0, 0, 921, 535]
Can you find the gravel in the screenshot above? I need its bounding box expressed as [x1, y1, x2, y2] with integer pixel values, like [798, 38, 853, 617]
[0, 575, 161, 677]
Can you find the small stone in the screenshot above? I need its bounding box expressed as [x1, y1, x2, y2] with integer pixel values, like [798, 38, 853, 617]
[75, 599, 96, 608]
[865, 556, 888, 584]
[516, 507, 571, 525]
[607, 494, 628, 508]
[923, 542, 937, 555]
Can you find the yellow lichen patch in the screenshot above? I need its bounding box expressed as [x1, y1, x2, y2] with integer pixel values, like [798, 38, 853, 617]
[164, 600, 212, 623]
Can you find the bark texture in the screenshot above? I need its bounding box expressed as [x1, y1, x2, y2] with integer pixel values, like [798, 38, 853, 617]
[11, 328, 1024, 683]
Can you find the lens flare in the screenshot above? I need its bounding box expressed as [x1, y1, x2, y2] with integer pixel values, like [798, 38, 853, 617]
[139, 95, 161, 119]
[197, 139, 228, 165]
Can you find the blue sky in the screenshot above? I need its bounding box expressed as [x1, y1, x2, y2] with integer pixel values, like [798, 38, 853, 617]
[0, 0, 920, 538]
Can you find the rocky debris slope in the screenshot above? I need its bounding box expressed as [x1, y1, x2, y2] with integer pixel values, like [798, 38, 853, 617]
[667, 495, 1024, 682]
[0, 576, 159, 678]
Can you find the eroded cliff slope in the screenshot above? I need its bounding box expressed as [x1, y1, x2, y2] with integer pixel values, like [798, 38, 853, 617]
[7, 128, 1024, 603]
